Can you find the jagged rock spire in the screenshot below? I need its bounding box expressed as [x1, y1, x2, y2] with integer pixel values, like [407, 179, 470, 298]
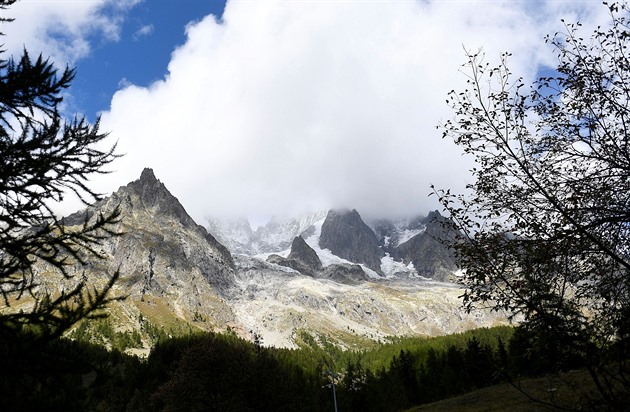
[319, 209, 384, 274]
[288, 236, 322, 272]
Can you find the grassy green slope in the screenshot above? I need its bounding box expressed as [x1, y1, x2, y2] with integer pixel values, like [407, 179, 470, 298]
[408, 370, 600, 412]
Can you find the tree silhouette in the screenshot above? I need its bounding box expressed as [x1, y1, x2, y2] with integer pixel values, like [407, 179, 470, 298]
[0, 0, 121, 345]
[435, 1, 630, 407]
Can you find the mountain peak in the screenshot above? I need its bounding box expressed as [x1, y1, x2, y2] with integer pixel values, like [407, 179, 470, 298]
[425, 210, 443, 221]
[127, 167, 165, 198]
[115, 168, 235, 269]
[123, 168, 204, 232]
[320, 208, 384, 274]
[328, 208, 358, 218]
[139, 167, 157, 183]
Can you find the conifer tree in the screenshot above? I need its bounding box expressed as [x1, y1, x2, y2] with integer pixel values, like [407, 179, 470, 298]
[0, 0, 121, 344]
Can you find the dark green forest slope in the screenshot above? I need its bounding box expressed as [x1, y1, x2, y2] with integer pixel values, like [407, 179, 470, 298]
[0, 325, 609, 411]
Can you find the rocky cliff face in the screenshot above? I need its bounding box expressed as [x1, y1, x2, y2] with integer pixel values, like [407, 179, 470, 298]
[319, 209, 385, 274]
[50, 169, 238, 354]
[93, 168, 235, 293]
[287, 236, 322, 272]
[265, 236, 322, 277]
[391, 211, 458, 281]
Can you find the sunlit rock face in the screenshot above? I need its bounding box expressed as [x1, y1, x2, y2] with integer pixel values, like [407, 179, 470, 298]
[92, 168, 235, 296]
[52, 168, 239, 349]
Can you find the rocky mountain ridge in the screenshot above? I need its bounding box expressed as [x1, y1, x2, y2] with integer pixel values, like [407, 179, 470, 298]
[208, 206, 458, 282]
[207, 211, 328, 256]
[14, 168, 506, 353]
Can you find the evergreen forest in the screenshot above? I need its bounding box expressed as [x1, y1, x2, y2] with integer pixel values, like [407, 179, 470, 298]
[0, 324, 607, 411]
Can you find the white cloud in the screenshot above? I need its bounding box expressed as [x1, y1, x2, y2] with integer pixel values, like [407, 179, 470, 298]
[118, 77, 132, 89]
[48, 1, 610, 222]
[132, 24, 154, 41]
[1, 0, 141, 65]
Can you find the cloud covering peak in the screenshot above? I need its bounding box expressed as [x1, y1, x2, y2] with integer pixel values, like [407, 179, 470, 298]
[15, 1, 609, 223]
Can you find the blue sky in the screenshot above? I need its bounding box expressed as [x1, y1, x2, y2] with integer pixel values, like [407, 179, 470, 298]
[2, 1, 610, 224]
[71, 1, 227, 121]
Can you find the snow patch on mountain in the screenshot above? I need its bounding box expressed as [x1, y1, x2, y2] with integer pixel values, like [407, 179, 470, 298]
[207, 217, 254, 255]
[380, 254, 421, 278]
[370, 217, 427, 249]
[396, 227, 427, 247]
[209, 210, 329, 255]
